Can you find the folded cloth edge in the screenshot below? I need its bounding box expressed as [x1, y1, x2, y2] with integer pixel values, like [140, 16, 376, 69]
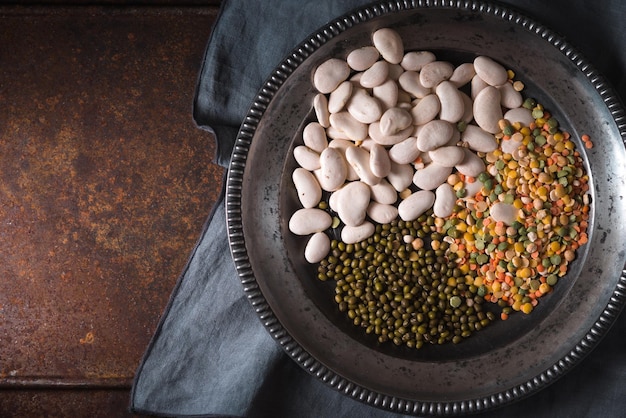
[128, 171, 227, 416]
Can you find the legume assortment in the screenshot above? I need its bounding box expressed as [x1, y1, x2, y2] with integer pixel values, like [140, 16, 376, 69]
[288, 27, 591, 348]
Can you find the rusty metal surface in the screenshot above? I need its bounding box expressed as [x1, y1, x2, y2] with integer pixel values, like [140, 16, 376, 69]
[0, 389, 153, 417]
[0, 5, 223, 392]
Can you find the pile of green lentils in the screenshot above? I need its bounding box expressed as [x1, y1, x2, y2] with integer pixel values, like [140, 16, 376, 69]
[318, 215, 495, 348]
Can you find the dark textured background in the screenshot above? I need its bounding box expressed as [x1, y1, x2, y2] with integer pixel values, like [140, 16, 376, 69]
[0, 3, 223, 416]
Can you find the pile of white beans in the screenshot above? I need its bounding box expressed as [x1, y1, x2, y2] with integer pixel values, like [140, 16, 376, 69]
[288, 27, 536, 264]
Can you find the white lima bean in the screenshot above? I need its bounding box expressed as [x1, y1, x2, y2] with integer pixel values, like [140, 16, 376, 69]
[313, 94, 330, 127]
[388, 136, 420, 165]
[342, 222, 375, 244]
[463, 179, 483, 199]
[473, 86, 503, 134]
[386, 160, 414, 192]
[461, 124, 498, 153]
[302, 122, 328, 152]
[325, 125, 350, 141]
[335, 180, 370, 226]
[410, 94, 441, 125]
[346, 88, 383, 124]
[345, 146, 381, 186]
[398, 71, 431, 99]
[317, 147, 347, 191]
[369, 143, 391, 178]
[416, 120, 454, 152]
[293, 145, 320, 171]
[398, 190, 435, 221]
[473, 55, 508, 86]
[327, 81, 353, 114]
[455, 148, 486, 178]
[292, 27, 533, 266]
[368, 122, 413, 146]
[372, 28, 404, 64]
[419, 61, 454, 88]
[313, 58, 350, 94]
[289, 208, 332, 235]
[346, 46, 379, 71]
[428, 146, 465, 167]
[360, 60, 390, 88]
[329, 111, 368, 141]
[400, 50, 436, 71]
[292, 167, 322, 209]
[328, 139, 359, 181]
[433, 183, 456, 218]
[504, 107, 534, 127]
[379, 107, 413, 136]
[367, 201, 398, 224]
[369, 179, 398, 205]
[501, 135, 524, 156]
[435, 81, 465, 123]
[498, 82, 523, 109]
[413, 162, 453, 190]
[459, 91, 474, 123]
[304, 232, 331, 263]
[373, 79, 399, 109]
[448, 62, 476, 87]
[490, 202, 519, 225]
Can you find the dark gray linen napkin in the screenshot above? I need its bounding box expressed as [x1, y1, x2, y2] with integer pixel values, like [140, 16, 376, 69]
[130, 0, 626, 417]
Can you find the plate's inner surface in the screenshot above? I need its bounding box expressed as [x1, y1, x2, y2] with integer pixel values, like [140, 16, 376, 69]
[282, 46, 590, 362]
[235, 4, 625, 406]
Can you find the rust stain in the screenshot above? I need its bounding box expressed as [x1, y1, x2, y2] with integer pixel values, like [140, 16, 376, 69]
[0, 8, 224, 388]
[79, 332, 95, 345]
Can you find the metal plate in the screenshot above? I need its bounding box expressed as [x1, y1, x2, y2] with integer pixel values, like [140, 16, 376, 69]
[226, 1, 626, 415]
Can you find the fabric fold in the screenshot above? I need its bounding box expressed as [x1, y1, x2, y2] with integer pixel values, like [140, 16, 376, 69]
[131, 191, 286, 417]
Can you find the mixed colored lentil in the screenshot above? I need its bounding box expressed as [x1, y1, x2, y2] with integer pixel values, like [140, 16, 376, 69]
[440, 96, 591, 320]
[315, 71, 591, 348]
